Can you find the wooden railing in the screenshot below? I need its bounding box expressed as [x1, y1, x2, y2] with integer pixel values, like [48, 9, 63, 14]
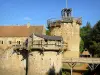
[28, 40, 63, 50]
[47, 17, 82, 28]
[7, 40, 63, 50]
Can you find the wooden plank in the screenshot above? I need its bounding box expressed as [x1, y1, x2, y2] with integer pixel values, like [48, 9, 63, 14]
[62, 58, 100, 64]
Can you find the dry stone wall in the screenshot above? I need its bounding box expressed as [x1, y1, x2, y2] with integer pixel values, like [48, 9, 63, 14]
[28, 51, 62, 75]
[50, 27, 61, 36]
[50, 20, 81, 58]
[0, 48, 25, 75]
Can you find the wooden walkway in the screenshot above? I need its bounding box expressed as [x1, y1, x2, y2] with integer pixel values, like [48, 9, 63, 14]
[62, 58, 100, 75]
[62, 58, 100, 64]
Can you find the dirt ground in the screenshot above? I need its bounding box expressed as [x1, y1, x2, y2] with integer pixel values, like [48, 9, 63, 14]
[63, 63, 88, 75]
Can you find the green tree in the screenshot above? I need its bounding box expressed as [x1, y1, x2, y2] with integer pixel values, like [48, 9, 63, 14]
[80, 22, 91, 52]
[91, 20, 100, 42]
[80, 22, 91, 39]
[46, 29, 50, 35]
[80, 38, 84, 53]
[88, 20, 100, 57]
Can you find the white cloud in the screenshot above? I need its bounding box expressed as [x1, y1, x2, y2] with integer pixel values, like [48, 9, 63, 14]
[24, 17, 32, 20]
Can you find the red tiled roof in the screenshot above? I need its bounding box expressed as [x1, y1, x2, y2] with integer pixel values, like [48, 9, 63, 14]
[0, 25, 44, 37]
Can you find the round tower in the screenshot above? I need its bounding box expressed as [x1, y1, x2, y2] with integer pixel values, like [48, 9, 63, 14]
[47, 8, 82, 58]
[27, 34, 63, 75]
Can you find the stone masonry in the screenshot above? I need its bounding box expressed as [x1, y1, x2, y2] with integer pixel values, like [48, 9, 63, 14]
[27, 34, 63, 75]
[48, 8, 82, 58]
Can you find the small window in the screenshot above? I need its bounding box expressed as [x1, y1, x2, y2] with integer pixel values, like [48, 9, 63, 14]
[0, 41, 3, 44]
[17, 41, 20, 44]
[9, 41, 12, 44]
[1, 41, 3, 44]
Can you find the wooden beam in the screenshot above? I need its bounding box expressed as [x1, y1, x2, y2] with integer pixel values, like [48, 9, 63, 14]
[62, 58, 100, 64]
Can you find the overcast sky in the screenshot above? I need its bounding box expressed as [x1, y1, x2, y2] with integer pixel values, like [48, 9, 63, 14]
[0, 0, 100, 27]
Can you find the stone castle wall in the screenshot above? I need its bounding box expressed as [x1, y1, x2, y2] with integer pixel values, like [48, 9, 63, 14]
[28, 51, 62, 75]
[0, 37, 27, 75]
[0, 48, 25, 75]
[50, 20, 81, 58]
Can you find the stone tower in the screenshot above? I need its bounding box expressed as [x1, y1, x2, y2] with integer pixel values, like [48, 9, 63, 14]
[27, 34, 63, 75]
[47, 8, 82, 58]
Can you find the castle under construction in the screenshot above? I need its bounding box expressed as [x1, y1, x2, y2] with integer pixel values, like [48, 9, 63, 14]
[0, 5, 82, 75]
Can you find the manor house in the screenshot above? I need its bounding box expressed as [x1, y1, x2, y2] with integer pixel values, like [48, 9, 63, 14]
[0, 24, 45, 50]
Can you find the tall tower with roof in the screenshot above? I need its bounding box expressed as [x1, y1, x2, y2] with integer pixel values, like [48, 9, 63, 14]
[47, 0, 82, 58]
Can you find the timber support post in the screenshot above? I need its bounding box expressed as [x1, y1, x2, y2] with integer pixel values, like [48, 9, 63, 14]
[67, 61, 76, 75]
[88, 64, 99, 71]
